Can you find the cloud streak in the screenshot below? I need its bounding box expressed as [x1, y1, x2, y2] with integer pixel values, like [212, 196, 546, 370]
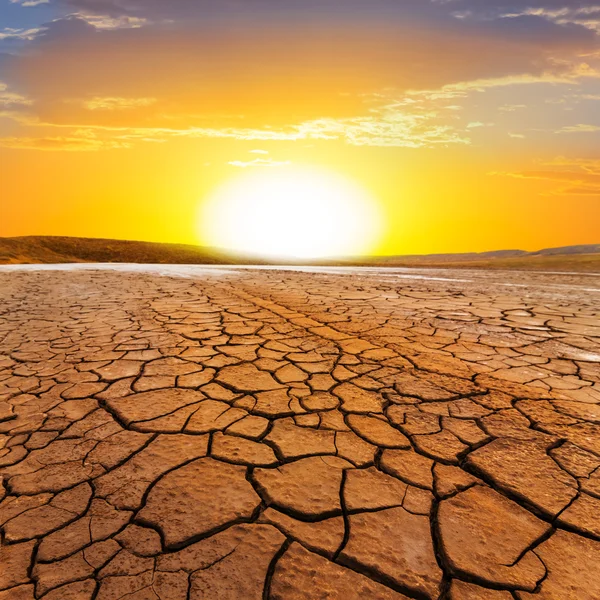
[228, 158, 291, 168]
[0, 135, 131, 150]
[82, 96, 156, 110]
[491, 157, 600, 195]
[0, 81, 31, 107]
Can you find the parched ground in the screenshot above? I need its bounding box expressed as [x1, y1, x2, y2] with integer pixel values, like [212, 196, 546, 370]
[0, 265, 599, 600]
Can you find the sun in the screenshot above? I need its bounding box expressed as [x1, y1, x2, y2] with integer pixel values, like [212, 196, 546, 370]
[198, 166, 382, 260]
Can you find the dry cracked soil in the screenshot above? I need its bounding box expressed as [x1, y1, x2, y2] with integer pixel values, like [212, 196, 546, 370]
[0, 264, 599, 600]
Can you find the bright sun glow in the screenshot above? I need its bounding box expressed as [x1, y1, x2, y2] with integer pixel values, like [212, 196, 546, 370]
[199, 167, 382, 259]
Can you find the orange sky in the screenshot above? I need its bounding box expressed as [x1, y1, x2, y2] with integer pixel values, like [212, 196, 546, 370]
[1, 0, 599, 255]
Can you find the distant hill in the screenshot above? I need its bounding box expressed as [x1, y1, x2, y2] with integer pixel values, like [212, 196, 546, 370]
[368, 245, 600, 264]
[0, 236, 234, 266]
[0, 236, 599, 272]
[356, 244, 600, 272]
[529, 245, 600, 256]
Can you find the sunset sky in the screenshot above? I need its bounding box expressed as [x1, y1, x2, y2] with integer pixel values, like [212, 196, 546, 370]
[1, 0, 599, 256]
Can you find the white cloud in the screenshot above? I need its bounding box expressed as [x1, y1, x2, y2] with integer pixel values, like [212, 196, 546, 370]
[0, 27, 45, 41]
[0, 82, 32, 107]
[557, 123, 600, 133]
[9, 0, 49, 6]
[228, 158, 291, 168]
[499, 104, 527, 112]
[297, 112, 470, 148]
[70, 13, 148, 30]
[83, 96, 157, 110]
[501, 7, 600, 34]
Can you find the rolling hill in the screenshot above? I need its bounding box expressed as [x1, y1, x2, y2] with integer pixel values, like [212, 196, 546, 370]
[0, 236, 233, 266]
[0, 236, 599, 271]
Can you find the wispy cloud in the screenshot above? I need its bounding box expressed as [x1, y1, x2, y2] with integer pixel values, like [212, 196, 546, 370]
[499, 104, 527, 112]
[0, 85, 478, 151]
[556, 124, 600, 133]
[0, 106, 473, 150]
[9, 0, 49, 6]
[0, 82, 32, 107]
[0, 136, 131, 151]
[70, 14, 148, 30]
[501, 6, 600, 34]
[545, 156, 600, 174]
[490, 156, 600, 196]
[228, 158, 291, 168]
[299, 112, 470, 148]
[0, 27, 45, 41]
[425, 68, 600, 94]
[83, 96, 157, 110]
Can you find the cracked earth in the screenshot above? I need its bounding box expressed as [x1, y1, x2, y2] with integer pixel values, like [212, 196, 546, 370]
[1, 265, 599, 600]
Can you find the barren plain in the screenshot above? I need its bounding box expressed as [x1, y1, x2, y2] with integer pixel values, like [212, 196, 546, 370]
[1, 265, 599, 600]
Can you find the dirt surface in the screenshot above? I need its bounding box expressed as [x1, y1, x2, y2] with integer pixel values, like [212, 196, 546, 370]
[0, 265, 599, 600]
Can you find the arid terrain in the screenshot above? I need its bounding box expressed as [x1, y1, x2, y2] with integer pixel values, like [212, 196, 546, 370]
[0, 237, 228, 267]
[1, 265, 599, 599]
[1, 237, 599, 272]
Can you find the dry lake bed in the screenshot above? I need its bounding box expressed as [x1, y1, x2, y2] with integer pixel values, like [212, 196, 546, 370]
[1, 265, 599, 600]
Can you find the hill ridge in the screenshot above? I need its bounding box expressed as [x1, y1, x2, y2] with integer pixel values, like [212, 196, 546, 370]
[0, 236, 599, 271]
